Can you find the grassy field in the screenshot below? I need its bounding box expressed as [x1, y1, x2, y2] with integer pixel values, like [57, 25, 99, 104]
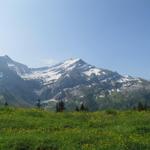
[0, 108, 149, 150]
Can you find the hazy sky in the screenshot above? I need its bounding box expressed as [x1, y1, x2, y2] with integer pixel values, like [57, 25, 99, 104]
[0, 0, 150, 79]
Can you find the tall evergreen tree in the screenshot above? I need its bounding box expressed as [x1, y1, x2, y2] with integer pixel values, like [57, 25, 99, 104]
[75, 106, 79, 112]
[56, 100, 65, 112]
[4, 101, 8, 107]
[36, 99, 41, 109]
[138, 102, 144, 111]
[80, 103, 87, 111]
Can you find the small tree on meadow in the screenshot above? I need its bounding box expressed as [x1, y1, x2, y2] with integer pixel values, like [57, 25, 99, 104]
[138, 102, 144, 111]
[4, 101, 8, 107]
[56, 100, 65, 112]
[75, 106, 79, 112]
[80, 103, 88, 111]
[36, 99, 41, 109]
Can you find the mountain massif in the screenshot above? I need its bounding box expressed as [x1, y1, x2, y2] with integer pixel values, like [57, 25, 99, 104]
[0, 55, 150, 110]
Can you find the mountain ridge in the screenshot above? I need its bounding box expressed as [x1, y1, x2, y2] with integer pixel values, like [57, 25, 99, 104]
[0, 55, 149, 110]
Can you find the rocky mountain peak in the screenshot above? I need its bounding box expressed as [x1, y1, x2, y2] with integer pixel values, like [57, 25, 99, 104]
[0, 55, 149, 109]
[0, 55, 30, 75]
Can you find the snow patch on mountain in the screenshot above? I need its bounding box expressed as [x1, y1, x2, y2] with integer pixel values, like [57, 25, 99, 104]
[117, 75, 140, 83]
[8, 63, 24, 75]
[22, 58, 84, 84]
[84, 68, 103, 76]
[13, 57, 143, 93]
[23, 69, 62, 85]
[8, 63, 15, 67]
[60, 58, 80, 69]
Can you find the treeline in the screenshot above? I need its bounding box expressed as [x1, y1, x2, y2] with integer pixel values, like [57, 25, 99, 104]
[134, 102, 150, 111]
[35, 99, 150, 112]
[0, 101, 9, 107]
[55, 101, 88, 112]
[35, 99, 88, 112]
[2, 90, 150, 112]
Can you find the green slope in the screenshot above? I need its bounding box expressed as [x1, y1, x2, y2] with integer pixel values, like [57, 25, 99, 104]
[0, 108, 149, 150]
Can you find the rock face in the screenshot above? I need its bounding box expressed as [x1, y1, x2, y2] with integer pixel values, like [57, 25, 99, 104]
[0, 55, 31, 75]
[0, 55, 39, 106]
[0, 55, 149, 109]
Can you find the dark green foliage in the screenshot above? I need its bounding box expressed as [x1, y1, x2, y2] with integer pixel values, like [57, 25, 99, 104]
[56, 100, 65, 112]
[36, 99, 41, 109]
[135, 102, 149, 111]
[138, 102, 144, 111]
[80, 103, 87, 111]
[75, 106, 79, 111]
[80, 103, 85, 111]
[96, 89, 150, 110]
[4, 101, 8, 107]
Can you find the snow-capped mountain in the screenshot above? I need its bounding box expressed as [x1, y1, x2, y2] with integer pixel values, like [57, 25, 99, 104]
[20, 57, 144, 101]
[0, 55, 149, 109]
[22, 58, 108, 85]
[22, 57, 142, 89]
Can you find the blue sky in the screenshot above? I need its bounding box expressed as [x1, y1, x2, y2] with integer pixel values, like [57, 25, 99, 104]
[0, 0, 150, 79]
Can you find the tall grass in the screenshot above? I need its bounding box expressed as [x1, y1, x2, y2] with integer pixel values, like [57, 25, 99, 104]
[0, 107, 149, 150]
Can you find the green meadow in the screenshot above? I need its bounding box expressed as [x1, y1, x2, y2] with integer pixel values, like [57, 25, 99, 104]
[0, 108, 149, 150]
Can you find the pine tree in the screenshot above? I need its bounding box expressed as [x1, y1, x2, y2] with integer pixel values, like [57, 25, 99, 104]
[75, 106, 79, 112]
[56, 100, 65, 112]
[4, 101, 8, 107]
[60, 100, 65, 112]
[138, 102, 144, 111]
[80, 103, 86, 111]
[56, 102, 59, 112]
[36, 99, 41, 109]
